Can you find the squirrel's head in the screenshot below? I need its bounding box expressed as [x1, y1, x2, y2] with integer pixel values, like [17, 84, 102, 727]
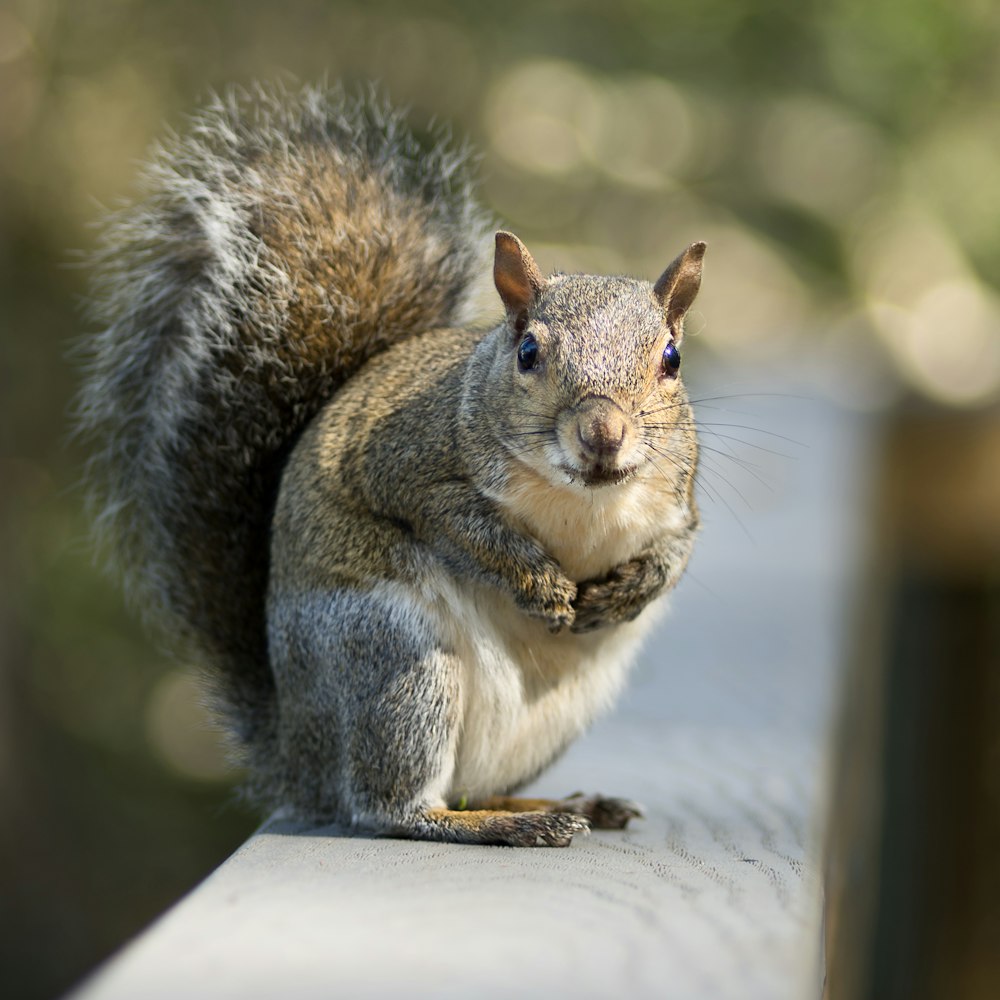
[480, 230, 705, 491]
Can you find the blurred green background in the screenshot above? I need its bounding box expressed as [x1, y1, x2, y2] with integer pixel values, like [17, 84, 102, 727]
[1, 1, 998, 998]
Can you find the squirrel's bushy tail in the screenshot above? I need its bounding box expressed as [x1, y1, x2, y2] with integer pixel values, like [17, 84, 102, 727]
[77, 83, 491, 767]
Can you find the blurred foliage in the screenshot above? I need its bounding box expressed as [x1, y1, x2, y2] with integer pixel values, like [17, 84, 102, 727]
[1, 1, 998, 997]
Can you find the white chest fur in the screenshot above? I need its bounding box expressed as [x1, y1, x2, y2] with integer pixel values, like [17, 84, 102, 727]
[405, 462, 688, 803]
[429, 573, 664, 803]
[424, 466, 687, 801]
[498, 463, 691, 582]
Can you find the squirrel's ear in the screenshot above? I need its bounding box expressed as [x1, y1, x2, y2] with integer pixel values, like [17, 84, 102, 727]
[494, 231, 544, 327]
[654, 241, 706, 338]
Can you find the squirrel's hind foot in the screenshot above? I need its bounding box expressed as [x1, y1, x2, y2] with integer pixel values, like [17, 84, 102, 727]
[557, 793, 644, 830]
[398, 807, 590, 847]
[475, 793, 643, 830]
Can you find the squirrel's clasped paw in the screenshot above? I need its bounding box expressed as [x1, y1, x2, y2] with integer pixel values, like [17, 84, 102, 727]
[571, 555, 667, 633]
[518, 572, 577, 633]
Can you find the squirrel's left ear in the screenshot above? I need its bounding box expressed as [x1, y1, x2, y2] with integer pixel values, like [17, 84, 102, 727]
[654, 241, 706, 340]
[494, 231, 544, 330]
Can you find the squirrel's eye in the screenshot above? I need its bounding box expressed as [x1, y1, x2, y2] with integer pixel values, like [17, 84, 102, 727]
[661, 340, 681, 378]
[517, 333, 539, 372]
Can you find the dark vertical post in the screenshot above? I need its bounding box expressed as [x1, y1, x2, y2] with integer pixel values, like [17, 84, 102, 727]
[825, 403, 1000, 1000]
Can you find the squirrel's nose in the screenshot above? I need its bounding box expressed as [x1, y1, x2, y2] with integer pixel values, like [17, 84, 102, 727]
[575, 397, 628, 462]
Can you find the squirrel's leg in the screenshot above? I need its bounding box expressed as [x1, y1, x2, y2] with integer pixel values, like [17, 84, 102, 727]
[269, 585, 461, 824]
[274, 586, 589, 846]
[473, 794, 643, 830]
[570, 524, 697, 633]
[405, 484, 578, 632]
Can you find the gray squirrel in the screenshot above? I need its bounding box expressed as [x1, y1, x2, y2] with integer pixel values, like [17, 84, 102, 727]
[78, 84, 704, 847]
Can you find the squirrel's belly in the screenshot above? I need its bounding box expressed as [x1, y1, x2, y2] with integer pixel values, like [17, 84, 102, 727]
[432, 579, 655, 801]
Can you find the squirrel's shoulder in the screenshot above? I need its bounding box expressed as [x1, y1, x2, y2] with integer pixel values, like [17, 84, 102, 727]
[308, 323, 489, 430]
[282, 323, 488, 494]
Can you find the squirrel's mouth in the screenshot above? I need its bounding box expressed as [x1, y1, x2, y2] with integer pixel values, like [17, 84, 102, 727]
[570, 464, 638, 488]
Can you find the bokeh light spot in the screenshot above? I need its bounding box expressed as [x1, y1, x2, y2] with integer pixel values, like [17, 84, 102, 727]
[145, 669, 233, 782]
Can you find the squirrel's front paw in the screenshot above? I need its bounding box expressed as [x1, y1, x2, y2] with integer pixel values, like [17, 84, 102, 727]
[570, 564, 641, 633]
[517, 572, 577, 633]
[571, 555, 666, 633]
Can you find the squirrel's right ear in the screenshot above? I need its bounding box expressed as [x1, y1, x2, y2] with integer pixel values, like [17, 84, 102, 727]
[654, 241, 706, 338]
[494, 231, 544, 330]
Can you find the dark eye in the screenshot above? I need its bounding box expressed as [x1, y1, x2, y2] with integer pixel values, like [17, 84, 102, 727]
[517, 333, 539, 372]
[661, 340, 681, 378]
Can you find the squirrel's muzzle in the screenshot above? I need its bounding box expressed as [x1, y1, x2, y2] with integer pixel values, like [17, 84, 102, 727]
[560, 395, 637, 486]
[576, 397, 627, 460]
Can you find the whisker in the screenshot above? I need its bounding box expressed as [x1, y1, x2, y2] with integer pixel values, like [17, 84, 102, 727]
[646, 417, 804, 446]
[509, 441, 550, 456]
[642, 442, 723, 510]
[691, 421, 805, 449]
[508, 429, 555, 439]
[686, 391, 811, 407]
[697, 445, 773, 492]
[697, 429, 799, 460]
[697, 452, 760, 508]
[637, 400, 692, 420]
[642, 441, 702, 491]
[643, 453, 673, 488]
[646, 440, 754, 542]
[693, 465, 754, 542]
[517, 409, 560, 422]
